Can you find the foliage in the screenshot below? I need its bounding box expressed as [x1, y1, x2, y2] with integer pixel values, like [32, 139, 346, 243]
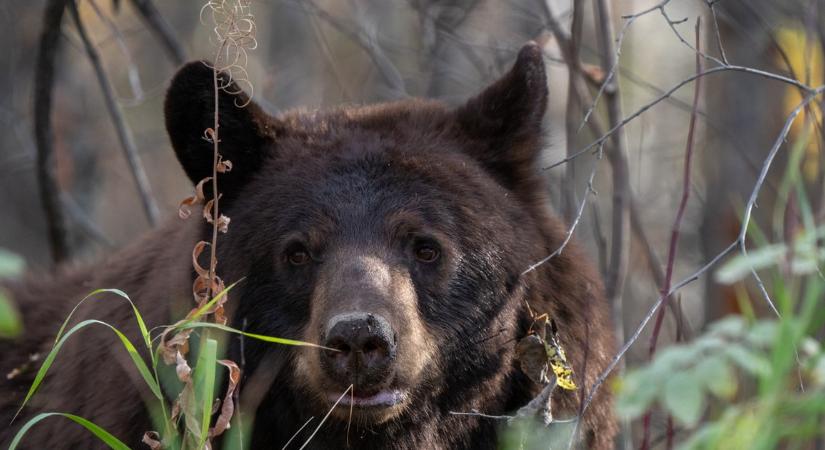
[8, 285, 321, 449]
[0, 248, 24, 338]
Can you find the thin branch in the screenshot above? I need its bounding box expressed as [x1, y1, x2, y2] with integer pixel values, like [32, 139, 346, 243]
[593, 0, 631, 344]
[522, 147, 602, 275]
[544, 0, 583, 222]
[640, 18, 704, 450]
[543, 65, 819, 172]
[293, 0, 406, 97]
[706, 0, 729, 65]
[629, 199, 691, 340]
[307, 11, 353, 102]
[129, 0, 186, 65]
[34, 0, 71, 265]
[69, 0, 160, 225]
[60, 192, 113, 248]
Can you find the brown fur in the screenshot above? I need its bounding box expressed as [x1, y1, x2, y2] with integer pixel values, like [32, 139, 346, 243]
[0, 43, 616, 449]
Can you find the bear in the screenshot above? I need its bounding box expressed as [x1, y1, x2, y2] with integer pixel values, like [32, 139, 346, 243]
[0, 42, 617, 449]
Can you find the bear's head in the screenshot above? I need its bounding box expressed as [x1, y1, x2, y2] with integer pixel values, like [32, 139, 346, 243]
[165, 43, 563, 437]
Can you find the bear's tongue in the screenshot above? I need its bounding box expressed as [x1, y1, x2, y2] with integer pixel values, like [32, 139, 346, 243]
[332, 389, 406, 407]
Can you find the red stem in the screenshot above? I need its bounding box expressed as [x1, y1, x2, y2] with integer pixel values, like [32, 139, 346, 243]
[640, 17, 703, 450]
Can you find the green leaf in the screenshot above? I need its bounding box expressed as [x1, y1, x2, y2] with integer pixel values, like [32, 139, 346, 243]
[0, 288, 23, 338]
[695, 355, 737, 399]
[9, 412, 129, 450]
[663, 372, 705, 427]
[724, 345, 770, 377]
[707, 316, 746, 338]
[0, 248, 24, 277]
[615, 370, 660, 419]
[745, 321, 778, 348]
[15, 319, 163, 422]
[651, 345, 699, 374]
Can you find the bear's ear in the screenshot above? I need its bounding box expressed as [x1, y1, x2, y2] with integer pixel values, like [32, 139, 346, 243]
[453, 43, 548, 192]
[165, 61, 275, 194]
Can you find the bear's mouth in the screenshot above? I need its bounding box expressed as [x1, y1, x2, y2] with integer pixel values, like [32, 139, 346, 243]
[327, 388, 408, 408]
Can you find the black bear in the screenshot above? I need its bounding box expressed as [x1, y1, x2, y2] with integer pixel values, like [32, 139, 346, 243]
[0, 43, 617, 449]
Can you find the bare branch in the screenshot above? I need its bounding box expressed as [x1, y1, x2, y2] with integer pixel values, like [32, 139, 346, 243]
[293, 0, 406, 98]
[69, 0, 160, 225]
[543, 65, 819, 172]
[523, 147, 602, 275]
[641, 18, 704, 450]
[129, 0, 186, 65]
[34, 0, 71, 265]
[593, 0, 631, 343]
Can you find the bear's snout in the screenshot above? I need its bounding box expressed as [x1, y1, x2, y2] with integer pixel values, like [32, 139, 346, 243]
[321, 312, 397, 390]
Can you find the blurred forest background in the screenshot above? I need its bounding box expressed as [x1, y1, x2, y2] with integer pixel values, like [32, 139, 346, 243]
[2, 0, 825, 448]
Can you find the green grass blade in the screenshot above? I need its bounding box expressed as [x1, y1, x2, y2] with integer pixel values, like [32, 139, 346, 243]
[14, 319, 163, 422]
[9, 412, 130, 450]
[176, 322, 331, 350]
[195, 338, 218, 449]
[54, 289, 153, 362]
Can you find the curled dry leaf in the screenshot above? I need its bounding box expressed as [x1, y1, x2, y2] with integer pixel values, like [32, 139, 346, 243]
[178, 196, 198, 220]
[175, 350, 192, 383]
[216, 158, 233, 173]
[203, 127, 217, 143]
[178, 177, 212, 219]
[203, 198, 215, 223]
[217, 215, 230, 234]
[160, 327, 193, 365]
[192, 241, 211, 279]
[142, 431, 163, 450]
[210, 360, 241, 438]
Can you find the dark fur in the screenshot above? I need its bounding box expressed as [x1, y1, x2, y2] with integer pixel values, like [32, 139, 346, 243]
[0, 43, 616, 449]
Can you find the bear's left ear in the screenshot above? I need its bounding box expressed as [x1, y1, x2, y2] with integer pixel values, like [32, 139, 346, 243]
[165, 61, 277, 196]
[453, 42, 548, 193]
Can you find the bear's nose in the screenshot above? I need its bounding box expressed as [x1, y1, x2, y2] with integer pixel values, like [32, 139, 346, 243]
[321, 313, 397, 389]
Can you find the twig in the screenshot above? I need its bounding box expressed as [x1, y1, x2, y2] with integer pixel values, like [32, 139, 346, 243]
[307, 11, 353, 102]
[69, 0, 160, 226]
[129, 0, 186, 64]
[88, 0, 145, 105]
[543, 65, 819, 172]
[629, 199, 691, 340]
[60, 192, 113, 248]
[640, 18, 703, 450]
[544, 0, 583, 222]
[706, 0, 729, 64]
[34, 0, 71, 265]
[293, 0, 406, 97]
[593, 0, 631, 351]
[522, 147, 602, 275]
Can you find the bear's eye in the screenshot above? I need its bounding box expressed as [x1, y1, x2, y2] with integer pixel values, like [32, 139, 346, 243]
[414, 243, 440, 263]
[285, 244, 312, 266]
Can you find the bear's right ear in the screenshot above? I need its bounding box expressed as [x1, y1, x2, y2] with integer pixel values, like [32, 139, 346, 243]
[165, 61, 276, 194]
